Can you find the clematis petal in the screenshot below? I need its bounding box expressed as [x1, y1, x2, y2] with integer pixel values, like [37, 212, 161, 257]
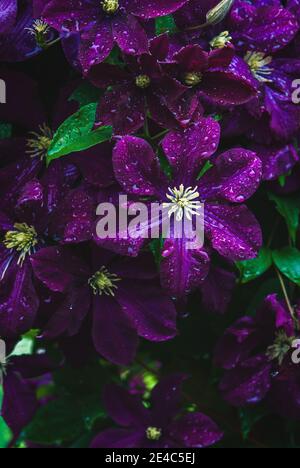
[96, 85, 145, 135]
[103, 384, 149, 427]
[162, 118, 220, 183]
[112, 13, 148, 55]
[219, 355, 272, 406]
[125, 0, 190, 19]
[113, 136, 164, 196]
[91, 428, 145, 448]
[43, 0, 99, 33]
[0, 259, 39, 338]
[117, 280, 177, 341]
[169, 413, 223, 448]
[198, 148, 262, 203]
[160, 238, 210, 298]
[204, 203, 262, 261]
[92, 294, 138, 365]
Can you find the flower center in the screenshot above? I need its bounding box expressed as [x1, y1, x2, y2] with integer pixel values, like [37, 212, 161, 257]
[146, 426, 162, 441]
[89, 267, 121, 296]
[164, 185, 201, 221]
[26, 19, 50, 48]
[266, 330, 295, 366]
[26, 124, 53, 160]
[102, 0, 119, 14]
[4, 223, 38, 265]
[210, 31, 232, 49]
[135, 75, 151, 89]
[244, 51, 273, 83]
[184, 72, 203, 87]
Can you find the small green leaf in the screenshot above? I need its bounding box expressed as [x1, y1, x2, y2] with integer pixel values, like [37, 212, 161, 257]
[47, 103, 112, 163]
[69, 83, 100, 107]
[239, 407, 268, 441]
[0, 387, 13, 448]
[268, 192, 300, 244]
[155, 15, 178, 35]
[236, 247, 272, 284]
[273, 247, 300, 286]
[0, 122, 12, 139]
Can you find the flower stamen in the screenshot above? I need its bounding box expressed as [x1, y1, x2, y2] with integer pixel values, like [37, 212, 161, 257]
[135, 75, 151, 89]
[210, 31, 232, 49]
[244, 51, 273, 83]
[266, 330, 295, 366]
[26, 124, 53, 160]
[4, 223, 38, 265]
[146, 426, 162, 441]
[184, 72, 203, 87]
[164, 185, 201, 221]
[102, 0, 119, 14]
[89, 267, 121, 296]
[26, 19, 51, 48]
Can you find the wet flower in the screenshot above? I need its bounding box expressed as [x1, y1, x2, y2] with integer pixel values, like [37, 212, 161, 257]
[31, 248, 177, 366]
[91, 374, 223, 448]
[215, 294, 300, 419]
[43, 0, 189, 72]
[107, 118, 262, 298]
[88, 35, 199, 135]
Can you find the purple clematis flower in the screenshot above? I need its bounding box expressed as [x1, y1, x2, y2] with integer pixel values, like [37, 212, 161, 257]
[227, 0, 300, 140]
[42, 0, 189, 72]
[0, 157, 77, 339]
[168, 44, 258, 106]
[0, 0, 56, 61]
[88, 34, 201, 135]
[177, 0, 300, 140]
[251, 143, 299, 181]
[108, 118, 262, 298]
[31, 247, 177, 366]
[215, 294, 300, 420]
[91, 374, 223, 448]
[1, 351, 55, 437]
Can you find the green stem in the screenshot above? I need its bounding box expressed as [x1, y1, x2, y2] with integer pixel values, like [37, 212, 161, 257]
[276, 269, 298, 327]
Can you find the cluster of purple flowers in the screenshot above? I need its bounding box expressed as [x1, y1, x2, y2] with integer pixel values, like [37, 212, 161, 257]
[0, 0, 300, 449]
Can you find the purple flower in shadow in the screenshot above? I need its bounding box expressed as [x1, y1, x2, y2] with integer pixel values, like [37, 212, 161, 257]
[215, 294, 300, 420]
[91, 374, 223, 448]
[43, 0, 189, 72]
[88, 34, 201, 135]
[31, 247, 177, 366]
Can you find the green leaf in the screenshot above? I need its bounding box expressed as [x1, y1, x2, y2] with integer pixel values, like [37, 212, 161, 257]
[268, 192, 300, 244]
[0, 387, 13, 448]
[273, 247, 300, 286]
[239, 407, 268, 440]
[24, 396, 105, 445]
[155, 15, 178, 35]
[47, 103, 112, 163]
[0, 122, 12, 139]
[69, 82, 101, 107]
[236, 247, 272, 284]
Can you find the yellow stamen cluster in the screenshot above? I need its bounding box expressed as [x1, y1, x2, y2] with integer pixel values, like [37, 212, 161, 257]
[184, 72, 203, 87]
[135, 75, 151, 89]
[244, 51, 273, 83]
[26, 19, 50, 48]
[26, 124, 53, 160]
[210, 31, 232, 49]
[266, 330, 295, 366]
[4, 223, 38, 265]
[89, 267, 121, 296]
[146, 427, 162, 441]
[102, 0, 119, 14]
